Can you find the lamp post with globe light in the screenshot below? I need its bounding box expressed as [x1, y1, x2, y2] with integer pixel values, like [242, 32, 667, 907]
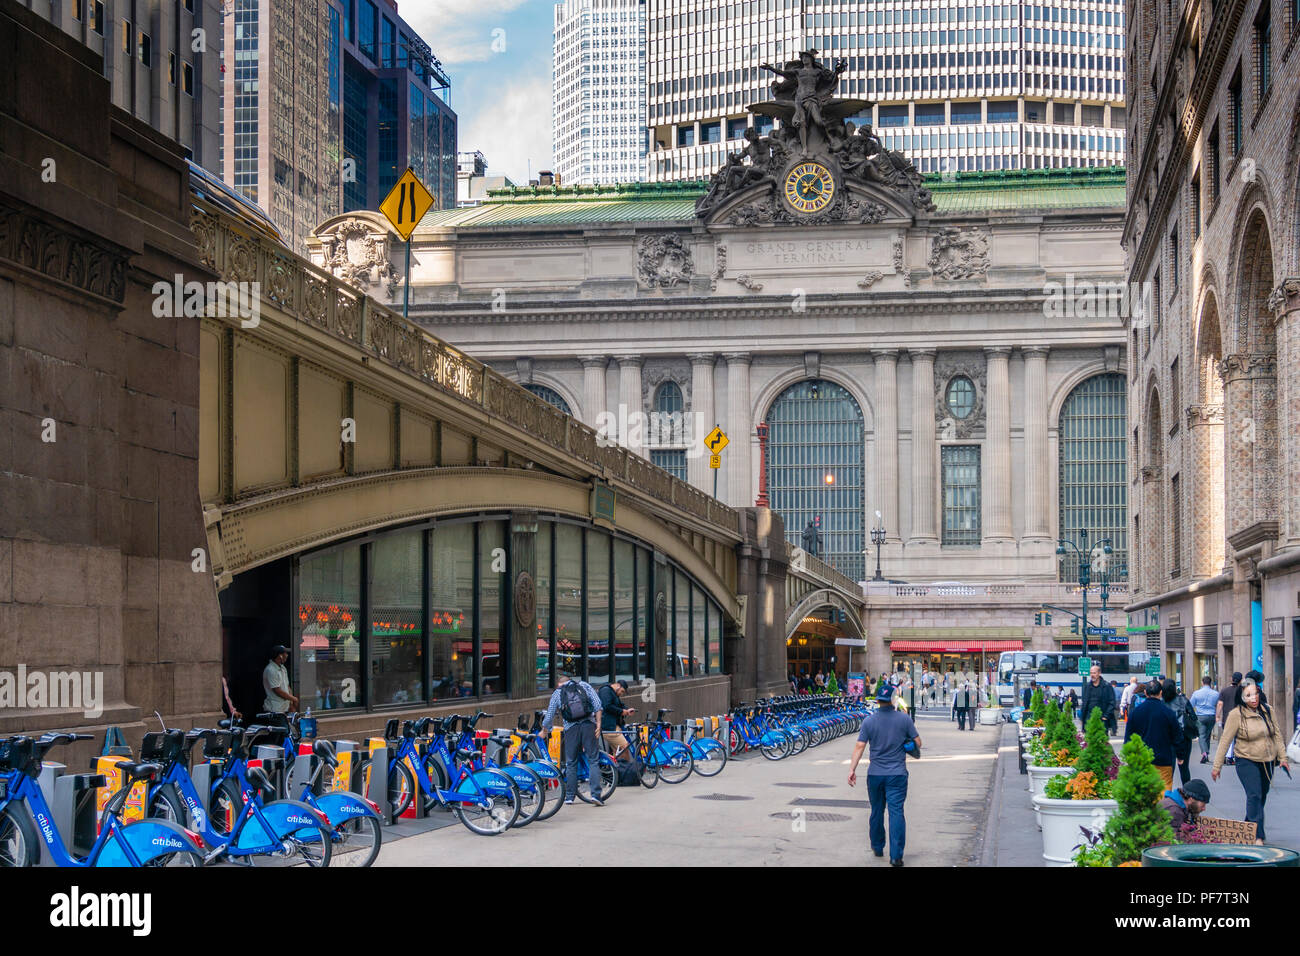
[1055, 529, 1113, 662]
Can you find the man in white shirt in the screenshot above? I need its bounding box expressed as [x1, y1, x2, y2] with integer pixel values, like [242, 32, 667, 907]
[1120, 677, 1140, 719]
[263, 645, 298, 714]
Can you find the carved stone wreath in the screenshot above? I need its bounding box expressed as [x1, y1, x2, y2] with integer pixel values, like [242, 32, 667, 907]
[321, 218, 397, 292]
[928, 227, 990, 280]
[514, 570, 536, 628]
[857, 271, 884, 289]
[933, 356, 988, 439]
[892, 235, 910, 288]
[637, 233, 695, 289]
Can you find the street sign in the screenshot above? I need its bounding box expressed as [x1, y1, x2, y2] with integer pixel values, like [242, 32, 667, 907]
[705, 425, 729, 453]
[708, 453, 721, 469]
[379, 168, 435, 241]
[1144, 657, 1160, 677]
[1077, 656, 1092, 675]
[1086, 627, 1116, 636]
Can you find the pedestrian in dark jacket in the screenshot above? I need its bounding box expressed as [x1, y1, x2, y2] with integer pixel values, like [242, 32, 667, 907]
[1162, 678, 1195, 786]
[1079, 664, 1116, 730]
[1125, 679, 1182, 790]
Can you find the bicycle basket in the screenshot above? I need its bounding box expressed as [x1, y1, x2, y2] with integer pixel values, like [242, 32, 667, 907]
[0, 737, 35, 777]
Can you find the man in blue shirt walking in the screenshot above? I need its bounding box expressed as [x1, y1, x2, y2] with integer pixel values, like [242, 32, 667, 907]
[848, 683, 921, 867]
[1189, 676, 1219, 763]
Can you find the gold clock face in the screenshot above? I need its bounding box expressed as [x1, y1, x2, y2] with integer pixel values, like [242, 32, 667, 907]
[783, 161, 835, 213]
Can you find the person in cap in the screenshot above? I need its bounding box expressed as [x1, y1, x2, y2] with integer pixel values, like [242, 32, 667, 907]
[262, 644, 297, 714]
[848, 682, 921, 867]
[1160, 779, 1210, 831]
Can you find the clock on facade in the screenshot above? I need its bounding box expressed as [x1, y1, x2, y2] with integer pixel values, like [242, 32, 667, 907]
[783, 161, 835, 214]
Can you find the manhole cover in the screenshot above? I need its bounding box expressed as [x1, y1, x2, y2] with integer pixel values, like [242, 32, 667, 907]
[693, 793, 754, 801]
[772, 782, 836, 789]
[788, 797, 871, 809]
[769, 811, 852, 823]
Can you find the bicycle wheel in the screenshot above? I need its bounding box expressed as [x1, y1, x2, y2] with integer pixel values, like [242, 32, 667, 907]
[420, 753, 451, 814]
[387, 759, 415, 818]
[504, 764, 545, 827]
[760, 734, 786, 761]
[146, 784, 187, 826]
[453, 770, 520, 835]
[635, 741, 659, 789]
[328, 815, 382, 868]
[691, 739, 728, 777]
[533, 767, 565, 820]
[209, 778, 243, 838]
[142, 848, 204, 867]
[243, 801, 333, 867]
[654, 744, 694, 784]
[0, 806, 37, 867]
[577, 755, 618, 802]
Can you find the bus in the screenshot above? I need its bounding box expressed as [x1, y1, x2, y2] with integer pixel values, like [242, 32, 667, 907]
[995, 650, 1154, 707]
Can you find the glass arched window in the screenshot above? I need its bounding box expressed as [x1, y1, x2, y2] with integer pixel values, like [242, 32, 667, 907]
[1058, 373, 1127, 582]
[946, 376, 975, 419]
[649, 381, 687, 480]
[765, 379, 865, 580]
[523, 383, 572, 416]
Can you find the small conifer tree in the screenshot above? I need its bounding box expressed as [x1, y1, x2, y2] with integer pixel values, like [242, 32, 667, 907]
[1100, 735, 1175, 863]
[1075, 706, 1114, 780]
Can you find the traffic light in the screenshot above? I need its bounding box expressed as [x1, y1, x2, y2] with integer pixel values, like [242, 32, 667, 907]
[1033, 612, 1042, 626]
[1044, 612, 1052, 626]
[1070, 618, 1079, 634]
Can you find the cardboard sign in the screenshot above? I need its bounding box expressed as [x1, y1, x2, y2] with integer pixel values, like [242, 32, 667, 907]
[1198, 816, 1258, 844]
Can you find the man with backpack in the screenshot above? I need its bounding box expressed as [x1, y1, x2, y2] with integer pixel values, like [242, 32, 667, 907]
[541, 671, 607, 805]
[1162, 678, 1198, 786]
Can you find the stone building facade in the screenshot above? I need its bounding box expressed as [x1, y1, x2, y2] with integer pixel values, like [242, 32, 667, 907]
[309, 56, 1133, 679]
[1, 2, 222, 748]
[1123, 0, 1300, 704]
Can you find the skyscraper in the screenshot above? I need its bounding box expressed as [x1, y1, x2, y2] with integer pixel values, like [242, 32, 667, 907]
[22, 0, 222, 170]
[223, 0, 456, 254]
[553, 0, 648, 185]
[646, 0, 1126, 182]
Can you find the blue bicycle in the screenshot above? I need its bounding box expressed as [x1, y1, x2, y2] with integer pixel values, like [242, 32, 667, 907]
[379, 718, 520, 834]
[145, 723, 380, 866]
[1, 733, 204, 867]
[519, 711, 617, 803]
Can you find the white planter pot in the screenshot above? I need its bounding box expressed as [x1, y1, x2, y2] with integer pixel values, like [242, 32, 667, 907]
[978, 708, 1001, 725]
[1031, 795, 1119, 866]
[1026, 763, 1074, 827]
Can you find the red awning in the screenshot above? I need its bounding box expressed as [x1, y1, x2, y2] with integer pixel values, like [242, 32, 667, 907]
[889, 640, 1023, 653]
[1061, 640, 1129, 646]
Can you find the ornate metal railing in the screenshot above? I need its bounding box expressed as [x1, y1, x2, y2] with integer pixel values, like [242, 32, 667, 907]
[788, 547, 864, 601]
[190, 198, 740, 535]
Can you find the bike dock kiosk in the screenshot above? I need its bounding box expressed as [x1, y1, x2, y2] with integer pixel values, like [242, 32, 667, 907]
[30, 761, 109, 865]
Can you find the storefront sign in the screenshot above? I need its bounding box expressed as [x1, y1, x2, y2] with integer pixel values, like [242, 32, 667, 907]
[590, 482, 616, 524]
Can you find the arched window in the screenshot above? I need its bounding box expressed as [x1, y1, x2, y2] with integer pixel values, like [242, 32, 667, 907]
[523, 384, 572, 416]
[1057, 373, 1127, 582]
[649, 381, 687, 480]
[765, 379, 865, 580]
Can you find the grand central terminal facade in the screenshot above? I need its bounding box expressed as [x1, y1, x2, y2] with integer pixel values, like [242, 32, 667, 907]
[309, 54, 1134, 679]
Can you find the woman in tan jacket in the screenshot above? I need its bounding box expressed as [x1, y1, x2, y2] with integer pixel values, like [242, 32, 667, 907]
[1212, 680, 1290, 844]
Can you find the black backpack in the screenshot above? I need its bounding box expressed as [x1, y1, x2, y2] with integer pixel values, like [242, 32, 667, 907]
[559, 681, 591, 722]
[1176, 695, 1198, 744]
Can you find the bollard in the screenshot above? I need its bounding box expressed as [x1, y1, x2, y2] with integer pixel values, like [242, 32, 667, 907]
[364, 744, 394, 826]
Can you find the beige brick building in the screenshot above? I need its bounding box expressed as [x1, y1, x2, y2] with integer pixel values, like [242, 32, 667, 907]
[1123, 0, 1300, 705]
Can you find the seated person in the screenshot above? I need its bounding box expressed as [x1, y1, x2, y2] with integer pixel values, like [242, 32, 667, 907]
[1160, 778, 1210, 831]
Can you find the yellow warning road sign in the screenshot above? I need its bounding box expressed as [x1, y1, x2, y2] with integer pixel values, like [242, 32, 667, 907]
[380, 168, 435, 241]
[705, 426, 729, 453]
[709, 453, 721, 469]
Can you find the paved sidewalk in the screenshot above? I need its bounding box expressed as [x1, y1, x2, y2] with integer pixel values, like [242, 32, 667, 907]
[376, 711, 1000, 866]
[981, 720, 1300, 866]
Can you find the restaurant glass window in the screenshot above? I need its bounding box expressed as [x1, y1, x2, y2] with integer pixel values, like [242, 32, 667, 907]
[671, 567, 688, 677]
[614, 539, 635, 683]
[296, 545, 361, 711]
[637, 549, 651, 680]
[708, 601, 722, 673]
[534, 521, 553, 694]
[478, 521, 505, 696]
[428, 523, 472, 700]
[586, 529, 611, 685]
[554, 523, 583, 677]
[369, 529, 423, 706]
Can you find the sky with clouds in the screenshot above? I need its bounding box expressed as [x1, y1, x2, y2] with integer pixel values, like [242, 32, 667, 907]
[401, 0, 555, 186]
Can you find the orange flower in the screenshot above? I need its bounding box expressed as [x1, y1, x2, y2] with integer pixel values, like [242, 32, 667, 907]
[1066, 771, 1099, 800]
[1118, 861, 1142, 867]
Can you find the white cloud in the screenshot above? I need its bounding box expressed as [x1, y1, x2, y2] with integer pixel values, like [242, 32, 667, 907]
[401, 0, 539, 65]
[457, 66, 553, 184]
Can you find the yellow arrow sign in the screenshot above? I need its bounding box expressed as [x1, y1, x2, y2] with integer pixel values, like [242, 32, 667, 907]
[379, 168, 435, 241]
[705, 425, 729, 453]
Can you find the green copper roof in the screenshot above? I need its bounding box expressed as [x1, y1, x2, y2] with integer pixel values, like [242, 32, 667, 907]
[418, 166, 1125, 230]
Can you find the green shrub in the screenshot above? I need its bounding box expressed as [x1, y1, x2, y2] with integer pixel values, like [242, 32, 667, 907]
[1075, 706, 1114, 779]
[1099, 735, 1175, 864]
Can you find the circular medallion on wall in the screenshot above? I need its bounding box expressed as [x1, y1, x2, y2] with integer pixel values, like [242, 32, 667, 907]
[655, 591, 668, 636]
[514, 571, 536, 628]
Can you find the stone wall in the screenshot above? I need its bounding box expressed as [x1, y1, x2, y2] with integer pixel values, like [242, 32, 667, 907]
[0, 1, 222, 753]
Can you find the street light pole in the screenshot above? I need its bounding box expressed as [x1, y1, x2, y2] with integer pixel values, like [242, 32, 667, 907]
[870, 512, 886, 582]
